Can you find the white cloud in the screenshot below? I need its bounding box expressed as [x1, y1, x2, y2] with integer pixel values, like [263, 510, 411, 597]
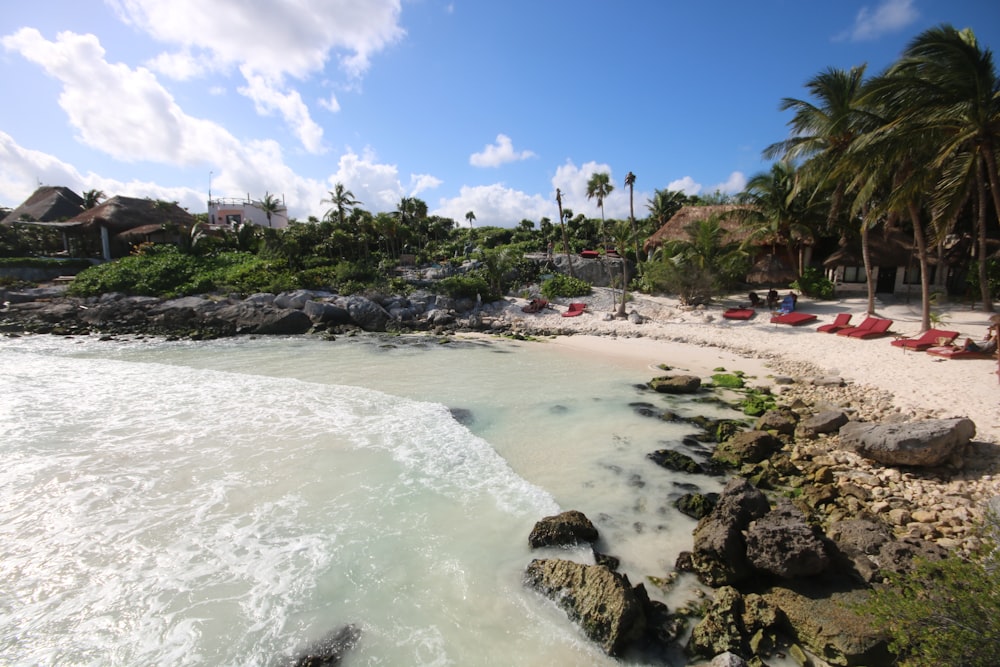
[408, 174, 442, 197]
[667, 176, 702, 196]
[840, 0, 918, 42]
[711, 171, 747, 194]
[433, 184, 550, 228]
[319, 93, 341, 113]
[238, 67, 325, 154]
[469, 134, 536, 167]
[145, 48, 207, 80]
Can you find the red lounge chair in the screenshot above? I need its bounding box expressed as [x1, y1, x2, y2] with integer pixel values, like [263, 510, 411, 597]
[770, 312, 818, 326]
[579, 250, 600, 259]
[817, 313, 852, 333]
[562, 302, 587, 317]
[847, 318, 893, 339]
[723, 308, 755, 320]
[836, 316, 878, 337]
[926, 346, 993, 360]
[890, 328, 959, 351]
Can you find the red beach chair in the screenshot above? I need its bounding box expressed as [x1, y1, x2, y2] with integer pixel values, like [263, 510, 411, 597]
[890, 329, 959, 351]
[835, 316, 878, 337]
[769, 312, 818, 326]
[723, 308, 755, 320]
[562, 302, 587, 317]
[847, 318, 894, 339]
[816, 313, 852, 333]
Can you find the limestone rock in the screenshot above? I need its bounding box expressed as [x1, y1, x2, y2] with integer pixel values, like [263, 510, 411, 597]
[685, 478, 770, 586]
[528, 510, 598, 548]
[688, 587, 781, 660]
[745, 500, 830, 578]
[753, 408, 799, 436]
[523, 559, 646, 656]
[338, 295, 390, 332]
[839, 418, 976, 467]
[796, 410, 850, 439]
[713, 431, 783, 466]
[649, 375, 701, 394]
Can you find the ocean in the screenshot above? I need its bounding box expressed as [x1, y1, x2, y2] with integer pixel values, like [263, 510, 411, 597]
[0, 332, 747, 666]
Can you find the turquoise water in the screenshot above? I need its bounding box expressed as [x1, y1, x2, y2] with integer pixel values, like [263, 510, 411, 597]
[0, 333, 747, 665]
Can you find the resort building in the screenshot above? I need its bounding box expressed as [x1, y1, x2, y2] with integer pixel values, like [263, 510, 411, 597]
[207, 195, 288, 230]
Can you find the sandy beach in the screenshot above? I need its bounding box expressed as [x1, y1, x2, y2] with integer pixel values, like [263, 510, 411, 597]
[497, 288, 1000, 445]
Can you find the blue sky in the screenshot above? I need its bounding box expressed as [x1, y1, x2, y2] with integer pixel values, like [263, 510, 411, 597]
[2, 0, 998, 227]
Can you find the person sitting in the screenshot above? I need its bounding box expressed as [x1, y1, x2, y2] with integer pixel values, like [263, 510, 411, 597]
[766, 289, 779, 309]
[962, 326, 998, 354]
[748, 292, 762, 308]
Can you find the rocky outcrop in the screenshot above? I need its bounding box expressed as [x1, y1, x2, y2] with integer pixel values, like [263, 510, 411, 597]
[712, 431, 784, 467]
[648, 375, 701, 394]
[839, 417, 976, 467]
[745, 500, 830, 578]
[796, 409, 850, 439]
[528, 510, 599, 549]
[687, 586, 782, 660]
[647, 449, 704, 474]
[523, 559, 647, 656]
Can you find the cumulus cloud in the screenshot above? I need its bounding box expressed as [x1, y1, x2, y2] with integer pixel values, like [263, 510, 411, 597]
[667, 176, 701, 196]
[838, 0, 918, 42]
[550, 160, 640, 220]
[712, 171, 747, 194]
[469, 134, 536, 167]
[238, 67, 325, 154]
[433, 184, 550, 228]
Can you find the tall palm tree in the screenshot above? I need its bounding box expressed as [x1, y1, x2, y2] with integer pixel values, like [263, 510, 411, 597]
[646, 189, 686, 230]
[322, 183, 361, 226]
[259, 192, 282, 228]
[82, 189, 105, 210]
[465, 210, 476, 228]
[608, 219, 636, 317]
[880, 25, 1000, 313]
[624, 171, 640, 259]
[555, 188, 575, 278]
[586, 172, 614, 245]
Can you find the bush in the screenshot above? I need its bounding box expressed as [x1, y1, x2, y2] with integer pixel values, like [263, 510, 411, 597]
[540, 274, 591, 299]
[858, 510, 1000, 665]
[791, 266, 834, 299]
[436, 275, 494, 300]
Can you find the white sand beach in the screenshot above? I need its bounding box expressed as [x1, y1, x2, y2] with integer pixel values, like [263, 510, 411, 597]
[498, 289, 1000, 445]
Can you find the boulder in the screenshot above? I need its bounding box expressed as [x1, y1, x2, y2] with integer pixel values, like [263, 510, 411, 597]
[745, 500, 830, 578]
[675, 492, 719, 520]
[838, 418, 976, 467]
[303, 300, 351, 325]
[683, 478, 770, 586]
[687, 587, 781, 660]
[753, 408, 799, 436]
[339, 295, 391, 332]
[648, 375, 701, 394]
[647, 449, 703, 474]
[289, 624, 361, 666]
[523, 559, 646, 656]
[797, 410, 850, 439]
[712, 431, 783, 466]
[528, 510, 599, 548]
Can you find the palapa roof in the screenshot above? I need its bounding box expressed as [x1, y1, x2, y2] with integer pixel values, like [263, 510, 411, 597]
[61, 196, 197, 234]
[2, 186, 84, 224]
[644, 205, 748, 252]
[823, 229, 926, 268]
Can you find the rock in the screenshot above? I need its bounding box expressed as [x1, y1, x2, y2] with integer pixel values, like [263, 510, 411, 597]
[648, 375, 701, 394]
[647, 449, 703, 474]
[745, 500, 830, 578]
[710, 652, 748, 667]
[523, 559, 646, 656]
[762, 583, 892, 666]
[528, 510, 599, 548]
[675, 492, 719, 520]
[812, 376, 846, 387]
[753, 408, 799, 436]
[684, 478, 770, 586]
[796, 410, 850, 439]
[687, 587, 781, 660]
[339, 295, 391, 332]
[826, 518, 894, 583]
[288, 624, 361, 666]
[303, 300, 351, 325]
[839, 418, 976, 467]
[712, 431, 783, 467]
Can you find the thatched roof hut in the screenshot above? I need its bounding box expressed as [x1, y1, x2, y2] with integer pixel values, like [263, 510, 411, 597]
[2, 186, 84, 224]
[643, 205, 749, 253]
[822, 229, 926, 268]
[62, 196, 196, 234]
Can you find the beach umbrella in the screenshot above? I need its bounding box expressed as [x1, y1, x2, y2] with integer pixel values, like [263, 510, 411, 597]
[746, 254, 797, 286]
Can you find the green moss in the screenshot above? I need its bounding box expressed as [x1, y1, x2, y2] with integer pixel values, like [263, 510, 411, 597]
[711, 373, 745, 389]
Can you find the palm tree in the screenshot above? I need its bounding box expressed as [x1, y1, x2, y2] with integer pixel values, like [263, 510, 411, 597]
[624, 171, 640, 260]
[586, 172, 614, 245]
[646, 189, 687, 230]
[881, 25, 999, 313]
[465, 210, 476, 228]
[82, 189, 105, 210]
[733, 161, 823, 278]
[608, 219, 636, 317]
[555, 188, 575, 278]
[322, 183, 361, 226]
[653, 215, 748, 305]
[259, 192, 282, 228]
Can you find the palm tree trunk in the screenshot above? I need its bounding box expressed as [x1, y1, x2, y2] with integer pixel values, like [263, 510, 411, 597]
[556, 191, 575, 279]
[980, 149, 1000, 312]
[617, 262, 628, 317]
[862, 224, 876, 315]
[976, 157, 992, 311]
[909, 203, 932, 332]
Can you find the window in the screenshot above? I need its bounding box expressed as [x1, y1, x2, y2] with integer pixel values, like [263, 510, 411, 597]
[225, 214, 242, 226]
[841, 266, 866, 283]
[903, 265, 935, 285]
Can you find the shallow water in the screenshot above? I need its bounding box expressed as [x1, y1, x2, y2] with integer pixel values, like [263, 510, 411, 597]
[0, 333, 751, 666]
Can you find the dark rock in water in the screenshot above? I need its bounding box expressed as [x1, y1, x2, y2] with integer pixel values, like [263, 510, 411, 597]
[449, 407, 474, 426]
[549, 404, 570, 414]
[672, 481, 701, 493]
[528, 510, 599, 548]
[595, 551, 621, 570]
[712, 430, 783, 467]
[289, 624, 361, 666]
[648, 375, 701, 394]
[629, 401, 659, 417]
[675, 492, 719, 520]
[523, 558, 647, 656]
[647, 449, 703, 474]
[838, 417, 975, 467]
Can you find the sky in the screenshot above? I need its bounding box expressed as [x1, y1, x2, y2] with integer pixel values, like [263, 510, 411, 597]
[2, 0, 999, 227]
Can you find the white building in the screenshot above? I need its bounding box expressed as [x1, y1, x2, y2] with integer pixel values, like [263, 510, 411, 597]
[208, 195, 289, 230]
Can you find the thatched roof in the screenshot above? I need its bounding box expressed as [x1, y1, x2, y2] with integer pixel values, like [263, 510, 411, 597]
[644, 205, 748, 252]
[61, 196, 197, 234]
[2, 186, 84, 224]
[823, 229, 925, 268]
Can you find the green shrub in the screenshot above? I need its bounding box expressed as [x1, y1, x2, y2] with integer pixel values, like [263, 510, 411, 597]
[540, 274, 591, 299]
[858, 511, 1000, 666]
[791, 266, 834, 299]
[436, 275, 494, 300]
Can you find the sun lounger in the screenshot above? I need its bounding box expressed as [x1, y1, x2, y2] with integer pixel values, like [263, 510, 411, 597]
[816, 313, 852, 333]
[579, 250, 600, 259]
[835, 316, 878, 337]
[770, 312, 817, 326]
[890, 328, 959, 351]
[926, 345, 994, 360]
[521, 298, 548, 314]
[723, 308, 755, 320]
[562, 302, 587, 317]
[846, 318, 893, 339]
